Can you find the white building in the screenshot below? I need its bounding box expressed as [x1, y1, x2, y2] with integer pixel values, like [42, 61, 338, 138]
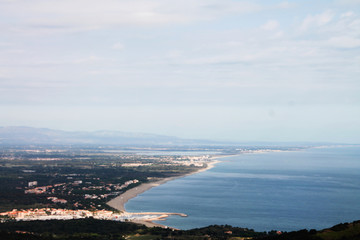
[28, 181, 38, 187]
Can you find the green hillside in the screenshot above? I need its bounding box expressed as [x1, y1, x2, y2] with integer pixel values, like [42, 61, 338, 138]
[0, 218, 360, 240]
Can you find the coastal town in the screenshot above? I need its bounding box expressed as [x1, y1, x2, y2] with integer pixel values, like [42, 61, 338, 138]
[0, 145, 221, 226]
[0, 208, 187, 224]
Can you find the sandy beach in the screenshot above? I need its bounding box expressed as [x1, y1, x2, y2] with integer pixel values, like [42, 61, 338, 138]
[106, 159, 220, 227]
[107, 176, 179, 212]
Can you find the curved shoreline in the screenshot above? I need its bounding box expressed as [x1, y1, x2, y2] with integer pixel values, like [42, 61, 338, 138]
[107, 176, 180, 212]
[106, 159, 220, 227]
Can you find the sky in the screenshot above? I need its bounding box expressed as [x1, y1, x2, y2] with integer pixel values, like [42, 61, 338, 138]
[0, 0, 359, 143]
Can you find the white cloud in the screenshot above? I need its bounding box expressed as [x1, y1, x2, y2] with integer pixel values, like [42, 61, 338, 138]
[336, 0, 360, 5]
[71, 56, 102, 64]
[0, 0, 359, 142]
[0, 68, 12, 78]
[299, 10, 334, 32]
[0, 0, 262, 34]
[327, 36, 360, 48]
[166, 50, 183, 59]
[261, 20, 279, 31]
[272, 31, 284, 39]
[112, 43, 124, 50]
[341, 11, 355, 18]
[277, 1, 293, 8]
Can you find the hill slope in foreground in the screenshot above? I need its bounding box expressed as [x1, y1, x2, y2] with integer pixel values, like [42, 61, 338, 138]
[0, 218, 359, 240]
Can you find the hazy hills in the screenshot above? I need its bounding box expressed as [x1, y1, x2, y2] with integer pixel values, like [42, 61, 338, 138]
[0, 126, 344, 147]
[0, 126, 206, 145]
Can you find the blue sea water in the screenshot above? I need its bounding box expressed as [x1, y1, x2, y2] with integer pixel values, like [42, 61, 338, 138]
[125, 147, 360, 231]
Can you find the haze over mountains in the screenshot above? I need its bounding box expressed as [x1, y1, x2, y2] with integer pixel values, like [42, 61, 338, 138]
[0, 126, 346, 147]
[0, 126, 204, 145]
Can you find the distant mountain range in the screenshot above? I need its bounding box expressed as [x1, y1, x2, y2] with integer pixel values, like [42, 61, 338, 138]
[0, 126, 346, 147]
[0, 126, 211, 145]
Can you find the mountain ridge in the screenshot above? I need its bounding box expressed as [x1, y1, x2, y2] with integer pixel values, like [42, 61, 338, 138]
[0, 126, 202, 145]
[0, 126, 351, 146]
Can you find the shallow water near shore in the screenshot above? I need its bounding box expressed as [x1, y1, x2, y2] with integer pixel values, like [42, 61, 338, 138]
[125, 146, 360, 231]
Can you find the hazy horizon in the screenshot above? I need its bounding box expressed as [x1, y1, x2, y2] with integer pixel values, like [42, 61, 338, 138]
[0, 125, 359, 145]
[1, 0, 359, 143]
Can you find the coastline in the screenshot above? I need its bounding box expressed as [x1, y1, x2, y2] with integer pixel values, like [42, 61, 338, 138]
[106, 159, 220, 227]
[106, 152, 288, 228]
[106, 151, 287, 215]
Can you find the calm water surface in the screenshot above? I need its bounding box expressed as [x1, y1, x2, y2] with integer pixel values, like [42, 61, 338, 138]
[126, 147, 360, 231]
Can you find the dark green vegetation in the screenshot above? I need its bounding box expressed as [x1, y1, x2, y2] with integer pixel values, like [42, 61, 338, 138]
[0, 218, 264, 240]
[258, 221, 360, 240]
[0, 218, 145, 240]
[0, 218, 359, 240]
[0, 145, 207, 212]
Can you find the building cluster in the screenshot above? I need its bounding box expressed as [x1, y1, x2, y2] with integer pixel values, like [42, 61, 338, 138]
[47, 197, 67, 204]
[121, 155, 212, 168]
[28, 181, 38, 187]
[115, 179, 139, 190]
[23, 179, 139, 207]
[167, 156, 212, 167]
[81, 179, 139, 192]
[0, 208, 185, 224]
[25, 183, 66, 194]
[0, 208, 117, 221]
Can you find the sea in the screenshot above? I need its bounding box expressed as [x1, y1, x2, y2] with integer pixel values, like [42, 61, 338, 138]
[125, 146, 360, 232]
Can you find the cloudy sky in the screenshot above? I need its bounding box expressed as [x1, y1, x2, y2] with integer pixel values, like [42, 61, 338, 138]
[0, 0, 359, 143]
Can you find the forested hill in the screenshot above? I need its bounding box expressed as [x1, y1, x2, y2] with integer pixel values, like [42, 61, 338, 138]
[0, 218, 359, 240]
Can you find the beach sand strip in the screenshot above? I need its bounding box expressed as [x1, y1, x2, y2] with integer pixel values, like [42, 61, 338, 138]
[107, 159, 220, 228]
